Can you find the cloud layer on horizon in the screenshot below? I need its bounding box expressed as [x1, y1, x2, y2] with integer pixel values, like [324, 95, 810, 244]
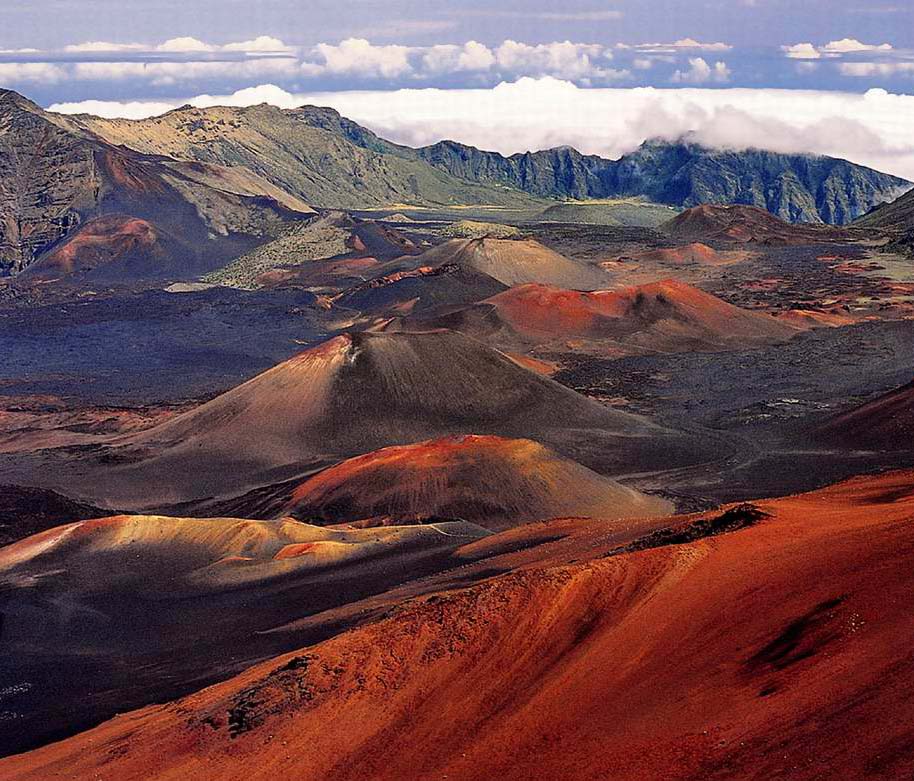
[48, 79, 914, 181]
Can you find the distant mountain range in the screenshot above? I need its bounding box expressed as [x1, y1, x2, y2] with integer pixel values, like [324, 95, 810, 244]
[411, 138, 910, 225]
[68, 99, 910, 225]
[1, 88, 911, 276]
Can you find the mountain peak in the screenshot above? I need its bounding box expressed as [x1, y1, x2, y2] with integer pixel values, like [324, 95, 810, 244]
[0, 88, 43, 113]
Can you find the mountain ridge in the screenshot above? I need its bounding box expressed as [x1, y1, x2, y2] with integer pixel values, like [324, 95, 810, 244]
[54, 92, 909, 224]
[0, 89, 314, 277]
[408, 136, 909, 224]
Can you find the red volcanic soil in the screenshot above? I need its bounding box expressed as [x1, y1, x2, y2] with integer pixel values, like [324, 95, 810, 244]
[813, 379, 914, 451]
[97, 148, 170, 197]
[284, 435, 671, 530]
[662, 204, 850, 245]
[7, 468, 914, 781]
[0, 511, 492, 756]
[31, 214, 163, 277]
[775, 308, 857, 329]
[631, 241, 729, 265]
[482, 279, 800, 348]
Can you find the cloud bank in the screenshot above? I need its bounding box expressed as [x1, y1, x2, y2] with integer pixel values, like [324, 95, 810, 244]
[49, 79, 914, 181]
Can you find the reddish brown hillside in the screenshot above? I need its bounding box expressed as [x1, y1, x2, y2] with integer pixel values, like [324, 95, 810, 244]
[390, 279, 799, 357]
[285, 435, 671, 530]
[488, 279, 798, 344]
[632, 241, 727, 265]
[5, 469, 914, 781]
[813, 379, 914, 451]
[31, 214, 166, 277]
[662, 204, 849, 244]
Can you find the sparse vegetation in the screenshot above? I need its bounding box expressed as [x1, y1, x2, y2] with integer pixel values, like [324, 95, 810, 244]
[536, 199, 678, 228]
[440, 220, 520, 239]
[203, 219, 350, 289]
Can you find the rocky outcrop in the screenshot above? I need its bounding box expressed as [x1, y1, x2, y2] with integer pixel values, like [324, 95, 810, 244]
[0, 90, 99, 274]
[0, 90, 312, 278]
[412, 138, 908, 224]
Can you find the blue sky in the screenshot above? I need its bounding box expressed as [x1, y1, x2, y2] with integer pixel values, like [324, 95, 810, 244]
[1, 0, 913, 103]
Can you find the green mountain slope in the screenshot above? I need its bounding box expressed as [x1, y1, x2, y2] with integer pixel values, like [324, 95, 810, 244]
[68, 104, 541, 210]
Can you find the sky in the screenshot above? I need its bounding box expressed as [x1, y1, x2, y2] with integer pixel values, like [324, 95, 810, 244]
[3, 0, 914, 177]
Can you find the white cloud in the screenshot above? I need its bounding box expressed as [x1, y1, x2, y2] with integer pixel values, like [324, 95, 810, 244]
[190, 83, 305, 110]
[636, 38, 733, 52]
[294, 38, 629, 83]
[674, 38, 732, 51]
[422, 42, 496, 74]
[494, 40, 625, 82]
[311, 38, 413, 78]
[784, 38, 896, 60]
[49, 84, 304, 118]
[70, 62, 149, 81]
[671, 58, 731, 84]
[47, 97, 180, 119]
[64, 41, 146, 52]
[69, 58, 299, 86]
[838, 61, 914, 77]
[156, 37, 215, 53]
[222, 36, 296, 54]
[0, 62, 65, 83]
[823, 38, 893, 53]
[61, 36, 296, 56]
[783, 43, 822, 60]
[47, 80, 914, 181]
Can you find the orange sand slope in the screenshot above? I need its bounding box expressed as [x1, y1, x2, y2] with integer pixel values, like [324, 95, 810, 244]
[6, 468, 914, 781]
[0, 512, 491, 756]
[486, 279, 800, 346]
[285, 434, 672, 530]
[389, 279, 801, 358]
[631, 241, 732, 265]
